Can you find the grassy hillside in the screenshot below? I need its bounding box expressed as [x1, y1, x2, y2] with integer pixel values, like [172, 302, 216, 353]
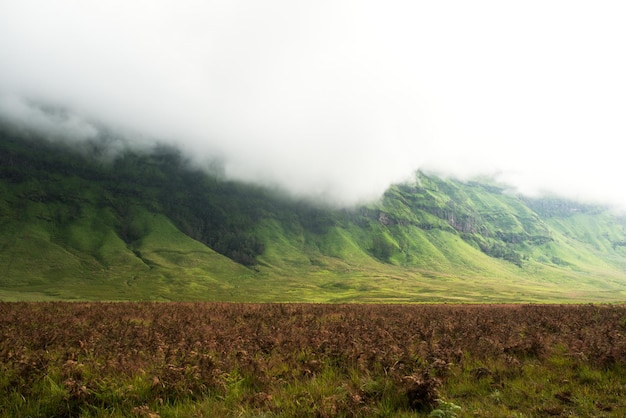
[2, 124, 626, 302]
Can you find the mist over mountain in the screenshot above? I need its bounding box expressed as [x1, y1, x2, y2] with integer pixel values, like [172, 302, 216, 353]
[2, 124, 626, 302]
[2, 2, 626, 207]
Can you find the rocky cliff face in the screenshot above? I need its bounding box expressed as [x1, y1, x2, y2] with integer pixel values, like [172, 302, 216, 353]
[369, 175, 554, 266]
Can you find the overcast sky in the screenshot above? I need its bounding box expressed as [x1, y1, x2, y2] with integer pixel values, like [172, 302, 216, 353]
[1, 1, 625, 207]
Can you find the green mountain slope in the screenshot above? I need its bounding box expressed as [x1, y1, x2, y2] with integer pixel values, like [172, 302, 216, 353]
[2, 124, 626, 302]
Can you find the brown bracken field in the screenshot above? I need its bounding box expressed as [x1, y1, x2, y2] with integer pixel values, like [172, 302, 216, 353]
[1, 302, 626, 417]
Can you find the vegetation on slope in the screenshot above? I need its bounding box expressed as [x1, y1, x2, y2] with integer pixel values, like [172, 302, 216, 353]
[2, 122, 626, 302]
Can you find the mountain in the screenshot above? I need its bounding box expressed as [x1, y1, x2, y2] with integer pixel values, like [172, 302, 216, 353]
[2, 124, 626, 303]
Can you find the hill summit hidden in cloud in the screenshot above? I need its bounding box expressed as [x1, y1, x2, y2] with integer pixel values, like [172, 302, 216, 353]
[2, 124, 626, 303]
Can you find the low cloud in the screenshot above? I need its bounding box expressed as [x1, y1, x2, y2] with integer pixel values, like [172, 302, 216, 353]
[0, 95, 98, 142]
[1, 1, 626, 207]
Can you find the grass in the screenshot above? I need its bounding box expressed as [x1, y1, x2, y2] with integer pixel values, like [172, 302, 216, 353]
[3, 303, 626, 417]
[4, 132, 626, 303]
[3, 206, 626, 303]
[441, 354, 626, 416]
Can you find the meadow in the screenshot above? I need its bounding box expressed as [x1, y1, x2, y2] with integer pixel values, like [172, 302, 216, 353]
[1, 302, 626, 417]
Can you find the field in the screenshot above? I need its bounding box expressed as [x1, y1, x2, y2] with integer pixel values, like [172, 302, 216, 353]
[2, 303, 626, 417]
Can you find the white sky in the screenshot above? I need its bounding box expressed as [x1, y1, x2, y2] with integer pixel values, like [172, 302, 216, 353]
[1, 1, 625, 206]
